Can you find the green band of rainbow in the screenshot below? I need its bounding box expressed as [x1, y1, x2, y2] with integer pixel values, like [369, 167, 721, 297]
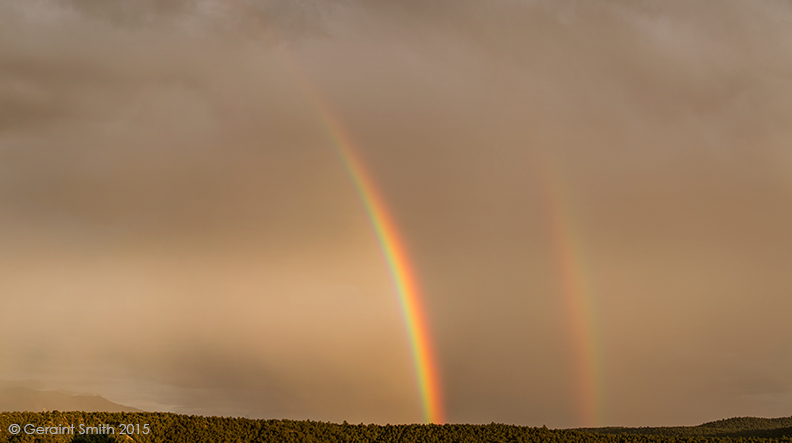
[277, 52, 445, 424]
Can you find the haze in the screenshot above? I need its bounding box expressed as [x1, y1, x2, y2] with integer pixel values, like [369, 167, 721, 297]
[2, 0, 792, 428]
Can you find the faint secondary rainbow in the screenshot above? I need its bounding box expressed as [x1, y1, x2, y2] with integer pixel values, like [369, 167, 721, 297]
[541, 159, 604, 427]
[276, 53, 444, 424]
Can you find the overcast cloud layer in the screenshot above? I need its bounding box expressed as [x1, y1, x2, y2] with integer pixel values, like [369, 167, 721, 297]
[2, 0, 792, 428]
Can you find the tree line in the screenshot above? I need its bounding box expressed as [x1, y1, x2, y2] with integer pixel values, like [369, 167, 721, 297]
[2, 412, 792, 443]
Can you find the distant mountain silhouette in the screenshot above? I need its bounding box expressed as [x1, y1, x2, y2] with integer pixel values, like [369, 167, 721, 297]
[0, 387, 142, 412]
[580, 416, 792, 438]
[698, 416, 792, 430]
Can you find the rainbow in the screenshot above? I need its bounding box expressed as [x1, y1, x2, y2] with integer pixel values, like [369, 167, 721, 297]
[541, 159, 604, 427]
[276, 53, 445, 424]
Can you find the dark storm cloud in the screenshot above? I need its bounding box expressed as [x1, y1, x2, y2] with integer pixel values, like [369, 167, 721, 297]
[2, 0, 792, 428]
[0, 5, 353, 251]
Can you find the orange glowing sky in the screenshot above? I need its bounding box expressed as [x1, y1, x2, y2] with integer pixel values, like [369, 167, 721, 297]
[2, 0, 792, 428]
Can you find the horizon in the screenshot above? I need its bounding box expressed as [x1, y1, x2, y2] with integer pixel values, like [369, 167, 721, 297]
[3, 395, 792, 430]
[2, 0, 792, 429]
[2, 383, 792, 428]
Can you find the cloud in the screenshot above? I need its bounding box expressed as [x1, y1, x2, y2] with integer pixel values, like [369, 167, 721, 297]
[2, 0, 792, 427]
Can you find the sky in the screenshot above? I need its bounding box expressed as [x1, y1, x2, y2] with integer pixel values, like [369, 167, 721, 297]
[2, 0, 792, 429]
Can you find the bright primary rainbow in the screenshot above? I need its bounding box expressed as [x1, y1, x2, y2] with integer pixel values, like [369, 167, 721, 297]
[542, 160, 604, 427]
[277, 53, 445, 424]
[271, 48, 601, 427]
